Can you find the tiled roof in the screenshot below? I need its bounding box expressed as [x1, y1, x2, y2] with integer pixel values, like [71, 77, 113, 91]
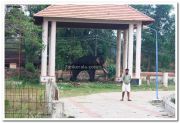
[34, 5, 154, 24]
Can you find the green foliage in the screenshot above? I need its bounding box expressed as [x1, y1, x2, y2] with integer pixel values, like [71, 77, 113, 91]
[5, 6, 43, 63]
[56, 28, 116, 70]
[56, 38, 87, 70]
[8, 68, 40, 85]
[23, 23, 42, 63]
[168, 79, 175, 85]
[5, 69, 39, 87]
[27, 5, 49, 17]
[19, 71, 40, 84]
[25, 62, 35, 72]
[106, 64, 116, 79]
[57, 82, 175, 97]
[132, 5, 175, 72]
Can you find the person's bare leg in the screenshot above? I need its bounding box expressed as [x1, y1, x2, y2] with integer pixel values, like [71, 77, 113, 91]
[121, 91, 125, 101]
[127, 92, 132, 101]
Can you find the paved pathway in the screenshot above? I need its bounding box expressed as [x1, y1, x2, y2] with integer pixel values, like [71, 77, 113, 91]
[61, 91, 174, 118]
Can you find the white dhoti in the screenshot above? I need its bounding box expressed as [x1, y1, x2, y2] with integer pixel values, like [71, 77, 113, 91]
[122, 83, 131, 92]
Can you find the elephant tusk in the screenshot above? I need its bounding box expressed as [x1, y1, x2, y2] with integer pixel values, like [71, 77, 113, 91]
[102, 67, 108, 74]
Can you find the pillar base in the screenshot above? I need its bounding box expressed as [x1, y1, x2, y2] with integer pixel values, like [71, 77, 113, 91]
[40, 76, 56, 83]
[163, 72, 168, 87]
[138, 79, 142, 86]
[52, 101, 65, 118]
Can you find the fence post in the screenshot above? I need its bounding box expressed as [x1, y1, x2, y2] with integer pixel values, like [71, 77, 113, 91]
[163, 72, 168, 87]
[52, 101, 64, 118]
[46, 80, 53, 114]
[46, 78, 63, 117]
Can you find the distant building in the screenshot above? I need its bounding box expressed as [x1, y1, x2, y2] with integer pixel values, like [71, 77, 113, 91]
[5, 38, 40, 69]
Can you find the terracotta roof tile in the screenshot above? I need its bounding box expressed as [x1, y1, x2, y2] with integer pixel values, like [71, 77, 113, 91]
[34, 5, 154, 24]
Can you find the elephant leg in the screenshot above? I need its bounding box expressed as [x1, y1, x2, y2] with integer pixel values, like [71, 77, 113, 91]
[70, 70, 81, 81]
[88, 70, 95, 81]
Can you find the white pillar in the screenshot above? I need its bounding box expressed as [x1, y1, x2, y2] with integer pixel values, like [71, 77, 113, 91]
[48, 28, 51, 75]
[48, 21, 56, 80]
[46, 22, 58, 112]
[115, 30, 121, 81]
[123, 30, 128, 70]
[136, 23, 142, 85]
[163, 72, 168, 87]
[128, 24, 134, 77]
[41, 19, 48, 79]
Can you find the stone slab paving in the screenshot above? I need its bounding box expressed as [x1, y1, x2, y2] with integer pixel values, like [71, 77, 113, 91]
[61, 91, 175, 118]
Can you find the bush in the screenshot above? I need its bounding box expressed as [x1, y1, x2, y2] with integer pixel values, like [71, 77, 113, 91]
[168, 79, 175, 85]
[20, 70, 40, 84]
[21, 64, 39, 84]
[107, 64, 116, 79]
[25, 62, 35, 73]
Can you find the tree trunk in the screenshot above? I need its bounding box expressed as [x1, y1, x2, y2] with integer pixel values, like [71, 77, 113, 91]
[147, 55, 151, 72]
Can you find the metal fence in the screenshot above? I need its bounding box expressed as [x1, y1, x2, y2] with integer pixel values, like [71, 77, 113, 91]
[5, 37, 52, 118]
[5, 80, 64, 118]
[5, 83, 51, 118]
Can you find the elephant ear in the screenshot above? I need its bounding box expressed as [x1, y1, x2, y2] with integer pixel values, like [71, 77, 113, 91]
[96, 57, 100, 64]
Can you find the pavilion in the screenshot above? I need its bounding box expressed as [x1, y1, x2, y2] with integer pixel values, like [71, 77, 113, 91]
[34, 5, 154, 85]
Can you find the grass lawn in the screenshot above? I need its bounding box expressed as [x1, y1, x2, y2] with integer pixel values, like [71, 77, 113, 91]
[57, 81, 175, 97]
[5, 80, 175, 98]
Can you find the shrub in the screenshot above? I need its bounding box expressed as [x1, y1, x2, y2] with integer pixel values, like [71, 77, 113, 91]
[21, 64, 40, 84]
[20, 70, 40, 84]
[168, 79, 175, 85]
[25, 62, 35, 73]
[107, 64, 116, 79]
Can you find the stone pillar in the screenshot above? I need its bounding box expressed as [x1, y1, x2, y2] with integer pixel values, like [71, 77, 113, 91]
[115, 30, 121, 81]
[48, 21, 56, 81]
[52, 101, 64, 118]
[41, 19, 48, 82]
[123, 29, 128, 70]
[136, 23, 142, 85]
[128, 24, 134, 77]
[163, 72, 168, 87]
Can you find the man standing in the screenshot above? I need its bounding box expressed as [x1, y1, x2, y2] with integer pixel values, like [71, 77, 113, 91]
[121, 68, 132, 101]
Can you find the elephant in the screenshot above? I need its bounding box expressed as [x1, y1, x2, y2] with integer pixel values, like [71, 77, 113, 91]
[69, 55, 108, 81]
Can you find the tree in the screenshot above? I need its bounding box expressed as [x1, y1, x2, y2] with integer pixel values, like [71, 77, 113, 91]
[27, 5, 49, 17]
[132, 5, 175, 72]
[5, 6, 43, 65]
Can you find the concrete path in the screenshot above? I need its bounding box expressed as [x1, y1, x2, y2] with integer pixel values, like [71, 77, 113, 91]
[61, 91, 174, 118]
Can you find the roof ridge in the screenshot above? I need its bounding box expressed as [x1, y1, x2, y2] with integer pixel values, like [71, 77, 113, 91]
[127, 5, 154, 21]
[34, 5, 52, 16]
